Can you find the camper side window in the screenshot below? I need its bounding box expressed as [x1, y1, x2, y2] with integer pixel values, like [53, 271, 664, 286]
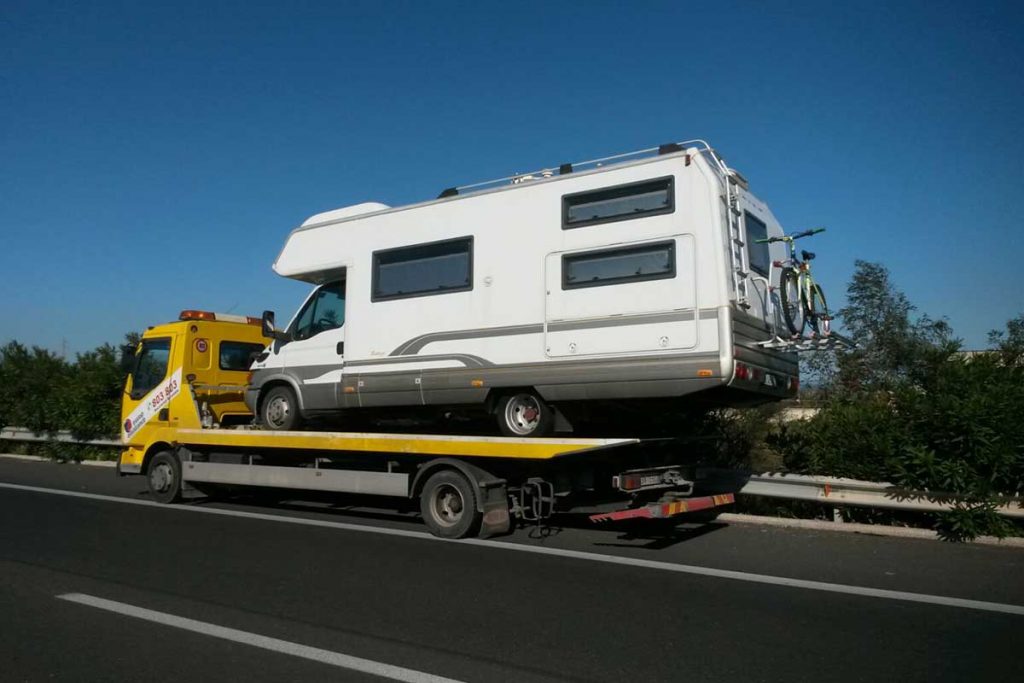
[563, 241, 676, 289]
[372, 237, 473, 301]
[562, 176, 674, 229]
[745, 212, 770, 277]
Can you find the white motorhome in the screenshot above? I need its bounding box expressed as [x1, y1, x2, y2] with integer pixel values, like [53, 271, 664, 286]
[247, 140, 799, 436]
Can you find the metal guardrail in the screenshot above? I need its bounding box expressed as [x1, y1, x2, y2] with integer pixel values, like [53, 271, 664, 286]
[2, 427, 1021, 520]
[699, 468, 1024, 519]
[1, 427, 121, 448]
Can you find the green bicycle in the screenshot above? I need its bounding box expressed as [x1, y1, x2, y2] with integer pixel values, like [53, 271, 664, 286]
[756, 227, 831, 338]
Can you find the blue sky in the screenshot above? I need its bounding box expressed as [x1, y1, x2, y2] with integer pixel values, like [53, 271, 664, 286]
[2, 0, 1021, 354]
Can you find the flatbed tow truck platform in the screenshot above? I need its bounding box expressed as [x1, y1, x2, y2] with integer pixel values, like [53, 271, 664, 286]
[118, 311, 737, 539]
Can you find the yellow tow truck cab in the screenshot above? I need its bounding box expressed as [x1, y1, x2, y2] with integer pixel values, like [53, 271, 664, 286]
[118, 310, 736, 538]
[119, 310, 269, 474]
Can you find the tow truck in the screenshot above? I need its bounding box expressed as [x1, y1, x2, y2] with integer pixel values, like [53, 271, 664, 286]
[118, 310, 736, 538]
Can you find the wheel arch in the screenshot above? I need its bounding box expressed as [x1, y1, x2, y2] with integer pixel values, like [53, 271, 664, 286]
[255, 375, 306, 416]
[140, 441, 175, 475]
[409, 458, 505, 513]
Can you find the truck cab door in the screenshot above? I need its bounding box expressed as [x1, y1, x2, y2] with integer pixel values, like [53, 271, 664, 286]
[121, 335, 181, 444]
[281, 280, 346, 411]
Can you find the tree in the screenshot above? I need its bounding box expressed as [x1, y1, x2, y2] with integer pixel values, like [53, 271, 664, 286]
[0, 342, 69, 436]
[780, 288, 1024, 538]
[63, 344, 125, 441]
[988, 313, 1024, 366]
[806, 260, 957, 395]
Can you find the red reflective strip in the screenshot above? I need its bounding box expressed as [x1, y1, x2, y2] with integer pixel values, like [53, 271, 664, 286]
[590, 493, 736, 523]
[589, 507, 655, 523]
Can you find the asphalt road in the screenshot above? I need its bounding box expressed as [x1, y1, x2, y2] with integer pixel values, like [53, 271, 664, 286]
[1, 457, 1021, 682]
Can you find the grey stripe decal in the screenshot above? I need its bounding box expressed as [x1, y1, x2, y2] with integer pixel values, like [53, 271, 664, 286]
[391, 323, 542, 356]
[347, 354, 494, 369]
[391, 308, 719, 356]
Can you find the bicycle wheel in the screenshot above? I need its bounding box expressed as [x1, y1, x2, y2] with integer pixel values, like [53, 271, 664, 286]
[778, 269, 805, 336]
[805, 282, 830, 336]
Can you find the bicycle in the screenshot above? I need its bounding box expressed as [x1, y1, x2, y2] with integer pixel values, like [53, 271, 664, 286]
[756, 227, 830, 338]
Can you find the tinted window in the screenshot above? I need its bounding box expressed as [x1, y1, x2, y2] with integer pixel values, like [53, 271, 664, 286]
[132, 338, 170, 397]
[563, 176, 674, 229]
[745, 212, 770, 277]
[373, 237, 473, 301]
[563, 241, 676, 289]
[293, 281, 346, 340]
[219, 342, 266, 371]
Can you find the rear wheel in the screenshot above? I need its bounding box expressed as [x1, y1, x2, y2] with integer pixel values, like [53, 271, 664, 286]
[778, 270, 806, 337]
[147, 450, 182, 504]
[419, 470, 481, 539]
[805, 283, 830, 336]
[496, 392, 554, 437]
[260, 385, 303, 431]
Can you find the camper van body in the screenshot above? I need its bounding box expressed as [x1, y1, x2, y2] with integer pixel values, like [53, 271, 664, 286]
[247, 142, 797, 432]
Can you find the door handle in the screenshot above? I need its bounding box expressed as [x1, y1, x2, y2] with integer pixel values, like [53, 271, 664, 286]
[336, 342, 345, 355]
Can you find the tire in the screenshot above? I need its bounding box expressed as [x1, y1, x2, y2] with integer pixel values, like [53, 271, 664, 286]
[495, 392, 555, 437]
[260, 385, 303, 431]
[778, 270, 806, 337]
[805, 283, 830, 336]
[147, 450, 182, 504]
[419, 470, 482, 539]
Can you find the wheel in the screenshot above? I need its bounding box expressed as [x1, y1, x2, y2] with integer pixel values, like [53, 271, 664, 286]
[260, 385, 303, 431]
[805, 283, 830, 336]
[495, 392, 554, 437]
[778, 270, 806, 337]
[419, 470, 482, 539]
[147, 450, 182, 504]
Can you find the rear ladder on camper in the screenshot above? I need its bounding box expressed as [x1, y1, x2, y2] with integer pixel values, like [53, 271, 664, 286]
[725, 172, 750, 309]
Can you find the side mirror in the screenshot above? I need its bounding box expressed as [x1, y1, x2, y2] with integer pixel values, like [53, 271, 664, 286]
[261, 310, 290, 342]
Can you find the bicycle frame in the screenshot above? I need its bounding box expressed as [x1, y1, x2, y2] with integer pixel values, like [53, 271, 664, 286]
[757, 227, 827, 336]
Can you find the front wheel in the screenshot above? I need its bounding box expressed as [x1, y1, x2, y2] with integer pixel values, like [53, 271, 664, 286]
[147, 450, 182, 504]
[260, 385, 303, 431]
[805, 282, 830, 336]
[778, 270, 806, 337]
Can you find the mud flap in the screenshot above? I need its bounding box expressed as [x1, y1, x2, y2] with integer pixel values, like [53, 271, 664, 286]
[478, 483, 512, 538]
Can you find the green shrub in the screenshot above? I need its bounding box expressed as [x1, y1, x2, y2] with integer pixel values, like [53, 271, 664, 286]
[0, 336, 135, 456]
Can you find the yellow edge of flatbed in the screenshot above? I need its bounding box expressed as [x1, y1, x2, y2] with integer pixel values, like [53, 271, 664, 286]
[149, 428, 641, 460]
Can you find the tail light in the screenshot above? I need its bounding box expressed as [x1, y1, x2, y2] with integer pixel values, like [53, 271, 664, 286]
[735, 362, 751, 381]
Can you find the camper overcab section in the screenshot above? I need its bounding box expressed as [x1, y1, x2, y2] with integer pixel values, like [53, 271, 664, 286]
[248, 141, 797, 436]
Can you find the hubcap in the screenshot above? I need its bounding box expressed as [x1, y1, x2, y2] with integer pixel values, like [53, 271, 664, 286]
[431, 484, 464, 527]
[150, 462, 174, 493]
[505, 394, 542, 435]
[265, 395, 291, 428]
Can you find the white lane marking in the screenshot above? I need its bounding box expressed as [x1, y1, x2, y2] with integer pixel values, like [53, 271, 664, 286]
[3, 482, 1023, 617]
[57, 593, 463, 683]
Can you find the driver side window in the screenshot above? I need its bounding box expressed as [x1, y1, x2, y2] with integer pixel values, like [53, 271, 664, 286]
[293, 281, 345, 341]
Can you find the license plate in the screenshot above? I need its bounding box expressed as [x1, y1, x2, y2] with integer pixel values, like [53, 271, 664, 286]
[764, 374, 777, 387]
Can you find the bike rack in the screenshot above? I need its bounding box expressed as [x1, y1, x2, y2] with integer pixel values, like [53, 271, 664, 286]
[758, 330, 856, 352]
